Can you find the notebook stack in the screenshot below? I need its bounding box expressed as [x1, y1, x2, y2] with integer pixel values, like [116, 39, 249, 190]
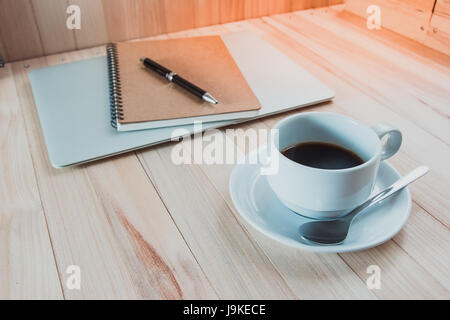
[29, 32, 334, 167]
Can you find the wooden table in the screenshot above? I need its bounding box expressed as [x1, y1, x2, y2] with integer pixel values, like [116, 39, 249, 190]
[1, 6, 449, 299]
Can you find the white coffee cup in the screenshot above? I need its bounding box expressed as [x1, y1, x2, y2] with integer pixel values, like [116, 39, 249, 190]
[266, 112, 402, 219]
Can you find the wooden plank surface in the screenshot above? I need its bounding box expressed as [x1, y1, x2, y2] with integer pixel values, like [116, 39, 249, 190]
[0, 0, 343, 62]
[426, 0, 450, 55]
[2, 6, 449, 299]
[435, 0, 450, 19]
[0, 64, 62, 299]
[10, 49, 216, 299]
[345, 0, 450, 55]
[345, 0, 436, 43]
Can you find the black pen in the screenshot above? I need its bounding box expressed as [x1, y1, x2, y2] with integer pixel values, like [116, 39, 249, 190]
[140, 57, 218, 104]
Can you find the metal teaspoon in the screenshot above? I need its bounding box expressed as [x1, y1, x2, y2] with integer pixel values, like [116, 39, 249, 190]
[298, 166, 429, 245]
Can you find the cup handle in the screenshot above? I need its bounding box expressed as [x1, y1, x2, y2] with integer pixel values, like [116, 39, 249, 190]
[372, 124, 402, 160]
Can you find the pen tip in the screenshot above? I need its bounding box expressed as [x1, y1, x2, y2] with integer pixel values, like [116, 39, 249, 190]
[139, 57, 145, 63]
[203, 92, 218, 104]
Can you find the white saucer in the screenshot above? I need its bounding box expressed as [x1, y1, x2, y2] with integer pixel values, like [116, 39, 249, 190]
[229, 146, 411, 253]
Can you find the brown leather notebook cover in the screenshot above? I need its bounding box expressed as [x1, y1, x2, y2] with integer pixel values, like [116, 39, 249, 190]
[107, 36, 261, 131]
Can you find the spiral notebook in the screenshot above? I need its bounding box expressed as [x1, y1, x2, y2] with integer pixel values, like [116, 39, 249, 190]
[107, 36, 261, 131]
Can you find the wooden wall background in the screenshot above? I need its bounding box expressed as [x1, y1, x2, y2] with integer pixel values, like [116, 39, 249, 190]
[0, 0, 343, 62]
[345, 0, 450, 55]
[1, 0, 448, 62]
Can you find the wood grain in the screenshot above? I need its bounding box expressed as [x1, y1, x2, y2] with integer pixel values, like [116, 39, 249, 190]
[31, 0, 77, 55]
[164, 0, 195, 33]
[425, 1, 450, 55]
[138, 145, 296, 299]
[268, 0, 292, 15]
[393, 204, 450, 290]
[13, 55, 145, 299]
[2, 5, 449, 299]
[244, 0, 269, 19]
[83, 154, 216, 299]
[435, 0, 450, 19]
[0, 64, 62, 299]
[101, 0, 141, 42]
[291, 9, 450, 142]
[345, 0, 434, 42]
[69, 0, 108, 49]
[219, 0, 246, 23]
[345, 0, 450, 55]
[292, 0, 330, 10]
[10, 49, 216, 299]
[194, 0, 221, 27]
[136, 0, 168, 37]
[0, 0, 44, 61]
[193, 0, 221, 27]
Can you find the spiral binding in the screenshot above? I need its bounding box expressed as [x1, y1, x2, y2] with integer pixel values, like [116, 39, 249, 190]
[106, 43, 124, 128]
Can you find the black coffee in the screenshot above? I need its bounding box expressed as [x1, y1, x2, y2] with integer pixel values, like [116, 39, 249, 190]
[281, 142, 364, 170]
